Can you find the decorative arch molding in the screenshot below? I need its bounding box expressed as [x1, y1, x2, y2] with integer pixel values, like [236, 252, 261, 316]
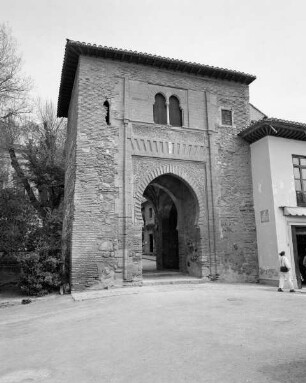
[169, 93, 182, 103]
[151, 90, 167, 103]
[134, 163, 206, 226]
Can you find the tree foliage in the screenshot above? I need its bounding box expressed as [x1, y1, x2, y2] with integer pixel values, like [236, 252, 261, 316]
[0, 187, 39, 254]
[0, 24, 65, 218]
[0, 24, 67, 295]
[21, 101, 66, 216]
[3, 101, 66, 219]
[0, 23, 31, 121]
[19, 251, 61, 296]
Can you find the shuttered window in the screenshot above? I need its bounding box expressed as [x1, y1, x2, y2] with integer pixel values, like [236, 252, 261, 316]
[221, 109, 233, 126]
[153, 93, 167, 124]
[169, 96, 182, 127]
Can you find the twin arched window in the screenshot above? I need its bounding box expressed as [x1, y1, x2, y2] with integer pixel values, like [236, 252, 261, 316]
[153, 93, 182, 127]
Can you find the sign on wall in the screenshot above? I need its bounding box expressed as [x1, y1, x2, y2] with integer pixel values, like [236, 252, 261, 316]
[260, 209, 270, 223]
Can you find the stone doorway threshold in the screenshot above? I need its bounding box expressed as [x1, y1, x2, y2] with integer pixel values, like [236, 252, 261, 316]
[142, 256, 204, 286]
[142, 270, 205, 286]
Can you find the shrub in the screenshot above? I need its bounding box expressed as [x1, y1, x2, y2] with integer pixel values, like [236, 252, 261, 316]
[19, 251, 61, 296]
[18, 206, 65, 296]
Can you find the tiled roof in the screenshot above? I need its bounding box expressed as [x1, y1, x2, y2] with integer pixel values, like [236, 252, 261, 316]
[57, 39, 256, 117]
[239, 117, 306, 144]
[249, 103, 267, 117]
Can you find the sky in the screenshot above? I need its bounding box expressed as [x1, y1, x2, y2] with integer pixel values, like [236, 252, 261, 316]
[1, 0, 306, 122]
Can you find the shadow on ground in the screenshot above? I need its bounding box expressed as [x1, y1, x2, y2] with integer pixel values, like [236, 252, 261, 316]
[260, 359, 306, 383]
[0, 270, 22, 299]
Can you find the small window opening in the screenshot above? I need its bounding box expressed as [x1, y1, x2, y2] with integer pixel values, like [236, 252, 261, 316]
[153, 93, 167, 125]
[221, 109, 233, 126]
[149, 234, 154, 253]
[103, 101, 110, 125]
[149, 207, 153, 218]
[169, 96, 182, 127]
[293, 155, 306, 206]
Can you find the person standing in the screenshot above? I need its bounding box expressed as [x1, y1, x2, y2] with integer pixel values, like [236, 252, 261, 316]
[278, 251, 295, 292]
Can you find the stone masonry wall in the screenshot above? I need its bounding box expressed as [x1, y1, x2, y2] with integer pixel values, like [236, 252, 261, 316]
[215, 128, 258, 281]
[69, 57, 121, 290]
[66, 55, 258, 289]
[61, 69, 79, 284]
[213, 93, 258, 282]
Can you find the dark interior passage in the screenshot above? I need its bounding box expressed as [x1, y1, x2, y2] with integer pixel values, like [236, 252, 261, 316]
[292, 226, 306, 287]
[162, 202, 179, 269]
[149, 234, 154, 253]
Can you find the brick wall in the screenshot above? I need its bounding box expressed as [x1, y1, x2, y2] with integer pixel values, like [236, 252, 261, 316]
[61, 67, 79, 286]
[65, 55, 258, 290]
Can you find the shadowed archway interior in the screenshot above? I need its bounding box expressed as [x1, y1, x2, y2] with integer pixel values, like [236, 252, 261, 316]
[141, 173, 200, 276]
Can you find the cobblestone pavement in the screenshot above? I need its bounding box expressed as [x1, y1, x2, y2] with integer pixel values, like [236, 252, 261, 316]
[1, 283, 306, 383]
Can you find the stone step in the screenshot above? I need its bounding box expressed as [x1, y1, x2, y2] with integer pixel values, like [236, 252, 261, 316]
[143, 271, 183, 278]
[143, 275, 206, 286]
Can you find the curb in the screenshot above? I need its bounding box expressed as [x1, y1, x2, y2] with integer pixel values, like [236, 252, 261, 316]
[0, 292, 64, 309]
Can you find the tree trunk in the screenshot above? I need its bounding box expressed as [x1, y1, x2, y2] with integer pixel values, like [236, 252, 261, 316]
[8, 147, 47, 219]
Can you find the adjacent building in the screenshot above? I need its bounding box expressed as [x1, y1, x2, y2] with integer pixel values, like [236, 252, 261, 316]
[239, 118, 306, 288]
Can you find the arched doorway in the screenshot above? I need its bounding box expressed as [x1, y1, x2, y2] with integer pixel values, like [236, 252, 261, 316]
[141, 173, 200, 276]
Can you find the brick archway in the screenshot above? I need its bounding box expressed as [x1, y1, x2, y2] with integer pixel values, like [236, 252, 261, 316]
[135, 163, 208, 277]
[134, 163, 206, 226]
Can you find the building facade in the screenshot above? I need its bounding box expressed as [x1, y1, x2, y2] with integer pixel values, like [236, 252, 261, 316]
[58, 40, 259, 291]
[240, 119, 306, 288]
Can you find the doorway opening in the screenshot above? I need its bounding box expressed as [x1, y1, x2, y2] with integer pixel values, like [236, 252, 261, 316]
[141, 173, 200, 277]
[149, 234, 154, 253]
[292, 226, 306, 288]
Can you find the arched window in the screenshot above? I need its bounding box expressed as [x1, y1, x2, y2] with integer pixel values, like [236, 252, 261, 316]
[169, 96, 182, 127]
[153, 93, 167, 125]
[103, 101, 110, 125]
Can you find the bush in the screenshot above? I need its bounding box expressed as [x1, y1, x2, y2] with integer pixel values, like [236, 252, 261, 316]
[19, 251, 61, 296]
[18, 207, 65, 296]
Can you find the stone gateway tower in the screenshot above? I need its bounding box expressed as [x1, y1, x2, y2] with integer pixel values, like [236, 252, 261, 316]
[57, 40, 259, 291]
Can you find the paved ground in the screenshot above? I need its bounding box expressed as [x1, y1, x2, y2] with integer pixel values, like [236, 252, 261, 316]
[1, 282, 306, 383]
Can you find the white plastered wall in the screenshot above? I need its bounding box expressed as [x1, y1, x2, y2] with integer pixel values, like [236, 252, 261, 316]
[251, 135, 306, 287]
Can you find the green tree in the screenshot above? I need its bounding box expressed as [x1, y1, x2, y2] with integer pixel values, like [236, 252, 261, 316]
[20, 100, 66, 217]
[0, 187, 39, 254]
[2, 100, 66, 220]
[0, 24, 67, 294]
[0, 23, 31, 122]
